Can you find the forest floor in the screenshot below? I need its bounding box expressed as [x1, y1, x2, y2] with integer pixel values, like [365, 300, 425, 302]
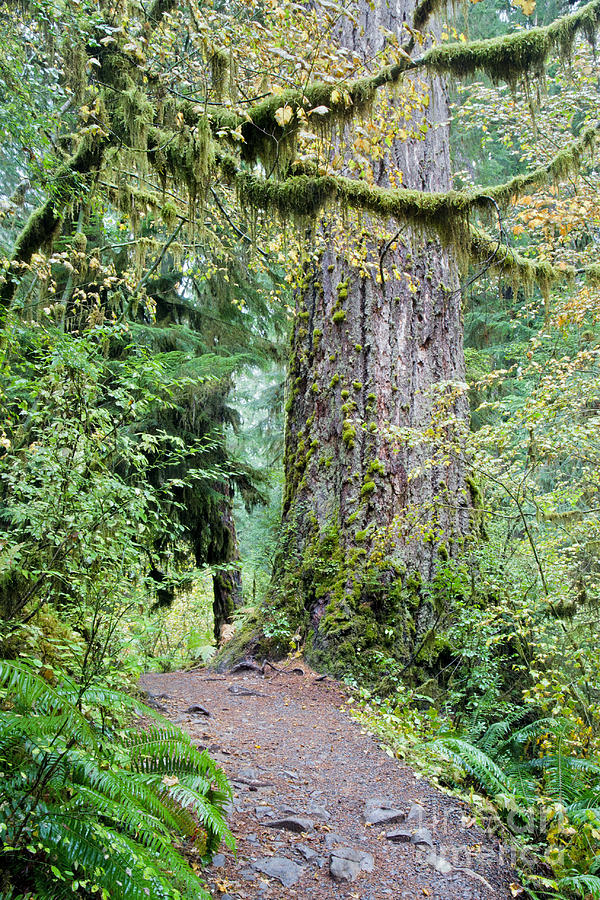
[140, 664, 516, 900]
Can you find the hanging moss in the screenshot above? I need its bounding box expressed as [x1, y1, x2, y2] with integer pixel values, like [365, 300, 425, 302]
[211, 49, 229, 102]
[413, 0, 448, 31]
[229, 121, 598, 297]
[424, 0, 600, 84]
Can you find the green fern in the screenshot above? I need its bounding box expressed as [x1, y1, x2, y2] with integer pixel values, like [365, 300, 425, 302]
[428, 716, 600, 900]
[0, 659, 234, 898]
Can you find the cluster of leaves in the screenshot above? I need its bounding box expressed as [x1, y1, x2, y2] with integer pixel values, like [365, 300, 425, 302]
[0, 658, 234, 899]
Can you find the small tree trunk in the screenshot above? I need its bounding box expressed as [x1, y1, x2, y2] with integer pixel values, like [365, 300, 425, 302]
[209, 482, 243, 641]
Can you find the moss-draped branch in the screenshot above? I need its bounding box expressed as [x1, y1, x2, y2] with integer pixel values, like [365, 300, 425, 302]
[4, 0, 600, 312]
[211, 0, 600, 165]
[227, 122, 598, 294]
[231, 121, 597, 226]
[424, 0, 600, 83]
[0, 139, 106, 308]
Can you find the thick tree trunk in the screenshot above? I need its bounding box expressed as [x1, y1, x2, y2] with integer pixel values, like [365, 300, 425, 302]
[267, 0, 471, 684]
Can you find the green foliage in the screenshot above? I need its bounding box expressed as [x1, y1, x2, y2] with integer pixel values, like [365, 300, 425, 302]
[0, 658, 234, 899]
[429, 720, 600, 899]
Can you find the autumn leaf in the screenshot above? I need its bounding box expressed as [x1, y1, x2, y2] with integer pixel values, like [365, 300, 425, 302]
[274, 104, 293, 127]
[512, 0, 535, 14]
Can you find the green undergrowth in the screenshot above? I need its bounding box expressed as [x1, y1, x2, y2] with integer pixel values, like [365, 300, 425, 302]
[350, 691, 600, 899]
[0, 658, 234, 899]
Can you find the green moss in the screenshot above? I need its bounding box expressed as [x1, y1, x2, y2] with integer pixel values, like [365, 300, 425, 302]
[352, 381, 363, 391]
[337, 279, 349, 301]
[341, 389, 350, 400]
[367, 459, 385, 476]
[333, 309, 347, 323]
[354, 343, 363, 352]
[342, 421, 356, 448]
[329, 374, 340, 388]
[425, 1, 600, 84]
[311, 382, 320, 394]
[355, 530, 368, 542]
[361, 480, 376, 496]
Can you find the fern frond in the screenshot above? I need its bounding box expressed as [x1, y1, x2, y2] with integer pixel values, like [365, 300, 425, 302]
[557, 873, 600, 899]
[38, 812, 174, 900]
[429, 737, 527, 802]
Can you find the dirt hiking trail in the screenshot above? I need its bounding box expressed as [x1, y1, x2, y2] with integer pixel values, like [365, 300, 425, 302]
[140, 664, 516, 900]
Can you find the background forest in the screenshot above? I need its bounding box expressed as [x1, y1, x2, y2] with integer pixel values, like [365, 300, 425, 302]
[1, 0, 600, 896]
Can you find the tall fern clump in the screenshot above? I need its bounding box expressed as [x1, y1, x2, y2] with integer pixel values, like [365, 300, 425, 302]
[0, 659, 234, 899]
[429, 716, 600, 899]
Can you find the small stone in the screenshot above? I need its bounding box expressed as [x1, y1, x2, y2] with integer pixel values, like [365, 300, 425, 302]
[252, 856, 304, 887]
[246, 833, 258, 844]
[425, 852, 453, 874]
[254, 805, 275, 819]
[363, 798, 406, 826]
[411, 827, 434, 849]
[185, 704, 210, 717]
[239, 868, 256, 881]
[266, 816, 314, 833]
[406, 803, 425, 824]
[366, 808, 406, 827]
[297, 843, 319, 861]
[324, 832, 344, 849]
[211, 853, 226, 867]
[364, 798, 396, 815]
[329, 848, 375, 882]
[307, 802, 330, 820]
[386, 827, 413, 843]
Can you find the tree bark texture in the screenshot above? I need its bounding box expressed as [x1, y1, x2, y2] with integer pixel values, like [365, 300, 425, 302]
[205, 482, 243, 641]
[273, 0, 471, 683]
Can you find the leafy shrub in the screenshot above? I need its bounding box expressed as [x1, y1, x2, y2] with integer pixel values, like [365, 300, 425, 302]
[0, 659, 234, 899]
[429, 718, 600, 899]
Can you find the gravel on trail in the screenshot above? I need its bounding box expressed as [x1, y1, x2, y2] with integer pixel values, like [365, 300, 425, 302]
[140, 665, 516, 900]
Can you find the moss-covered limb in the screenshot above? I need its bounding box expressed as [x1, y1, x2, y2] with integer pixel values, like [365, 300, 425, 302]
[468, 226, 600, 292]
[233, 120, 596, 233]
[236, 170, 475, 234]
[467, 226, 565, 296]
[423, 0, 600, 83]
[485, 125, 597, 207]
[205, 0, 600, 164]
[0, 139, 106, 310]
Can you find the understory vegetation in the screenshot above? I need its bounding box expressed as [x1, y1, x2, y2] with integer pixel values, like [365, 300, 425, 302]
[2, 0, 600, 896]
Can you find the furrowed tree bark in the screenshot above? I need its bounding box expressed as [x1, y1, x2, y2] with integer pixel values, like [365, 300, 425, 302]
[219, 0, 472, 684]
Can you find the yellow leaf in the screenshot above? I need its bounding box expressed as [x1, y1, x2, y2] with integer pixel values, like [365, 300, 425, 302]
[274, 104, 293, 127]
[512, 0, 535, 14]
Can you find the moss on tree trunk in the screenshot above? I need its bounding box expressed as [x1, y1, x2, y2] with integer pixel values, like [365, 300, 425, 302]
[222, 0, 471, 687]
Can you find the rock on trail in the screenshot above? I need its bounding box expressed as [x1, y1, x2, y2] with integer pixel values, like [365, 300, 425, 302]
[140, 666, 515, 899]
